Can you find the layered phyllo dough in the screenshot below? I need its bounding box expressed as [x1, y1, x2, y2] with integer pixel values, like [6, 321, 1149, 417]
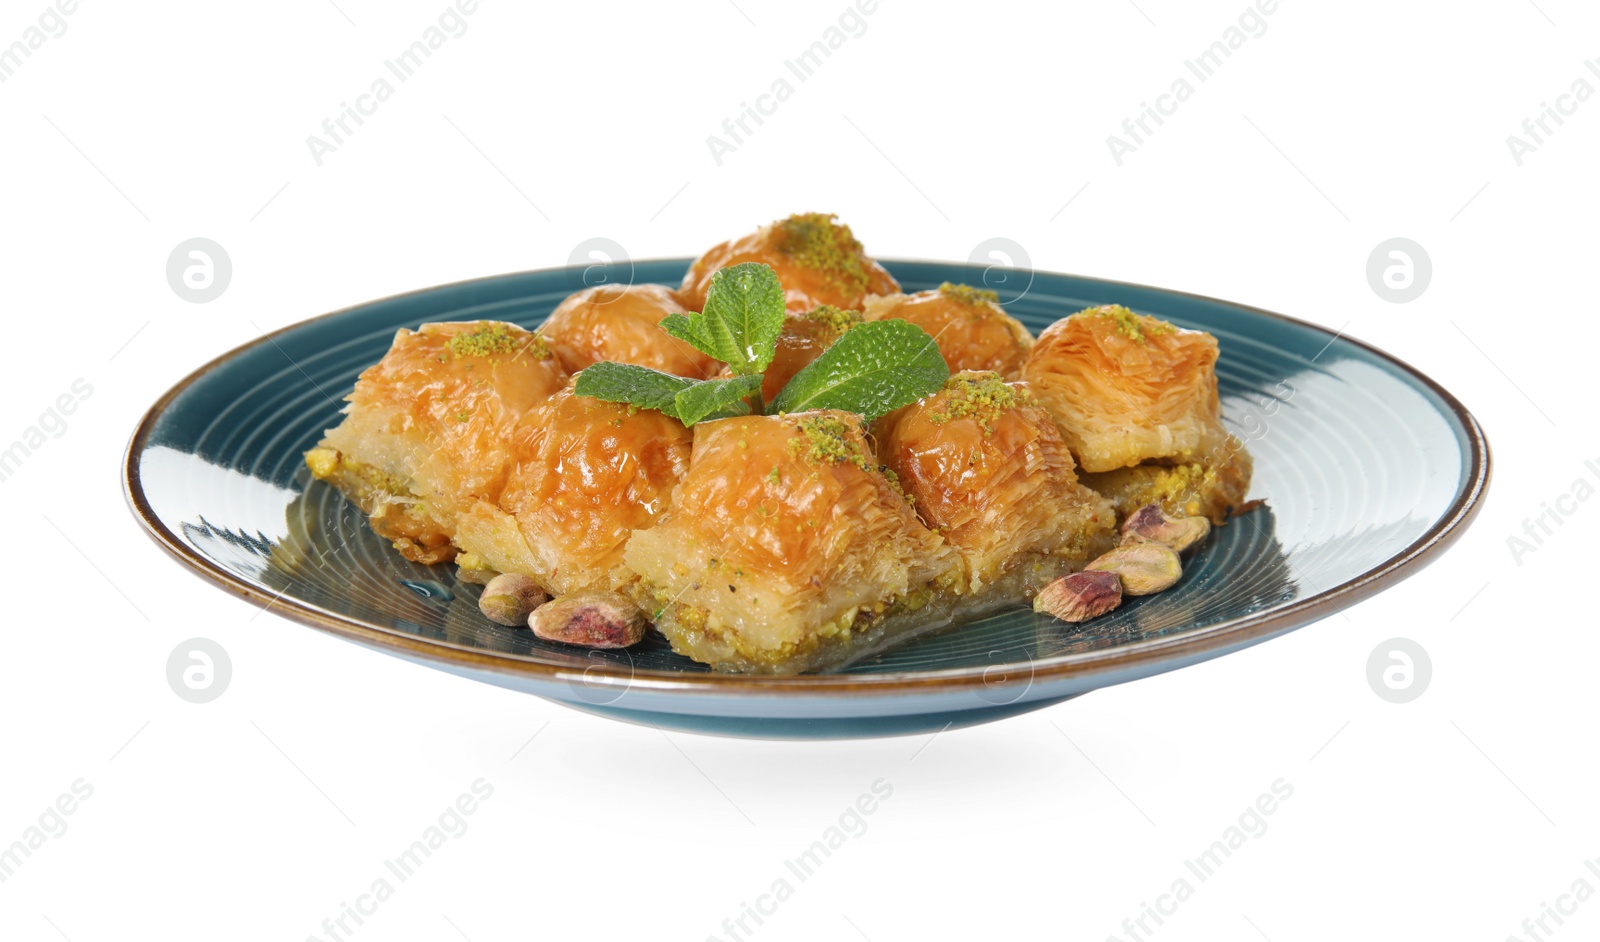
[1023, 305, 1251, 524]
[680, 212, 900, 313]
[876, 372, 1117, 591]
[625, 412, 958, 673]
[306, 321, 565, 564]
[865, 283, 1034, 379]
[541, 283, 719, 378]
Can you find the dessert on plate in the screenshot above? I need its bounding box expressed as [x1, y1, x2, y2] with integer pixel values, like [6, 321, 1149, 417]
[306, 214, 1254, 673]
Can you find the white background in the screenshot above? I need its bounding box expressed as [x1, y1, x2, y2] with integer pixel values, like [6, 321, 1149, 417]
[0, 0, 1593, 939]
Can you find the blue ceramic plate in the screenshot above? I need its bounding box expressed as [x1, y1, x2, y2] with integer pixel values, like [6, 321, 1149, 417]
[124, 260, 1489, 739]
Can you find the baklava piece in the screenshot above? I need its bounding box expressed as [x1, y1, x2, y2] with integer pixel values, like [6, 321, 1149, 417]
[306, 321, 565, 563]
[452, 385, 694, 596]
[679, 213, 899, 314]
[864, 283, 1034, 379]
[1023, 305, 1251, 524]
[876, 372, 1116, 592]
[542, 283, 719, 378]
[625, 412, 958, 674]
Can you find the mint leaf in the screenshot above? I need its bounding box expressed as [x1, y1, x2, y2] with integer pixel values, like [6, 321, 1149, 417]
[659, 262, 785, 376]
[769, 319, 949, 421]
[573, 362, 761, 427]
[674, 374, 761, 426]
[574, 361, 696, 415]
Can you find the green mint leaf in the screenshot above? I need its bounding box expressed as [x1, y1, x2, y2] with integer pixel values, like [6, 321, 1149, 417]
[658, 313, 696, 349]
[574, 362, 761, 427]
[769, 319, 950, 422]
[673, 374, 762, 426]
[658, 262, 785, 376]
[573, 361, 696, 419]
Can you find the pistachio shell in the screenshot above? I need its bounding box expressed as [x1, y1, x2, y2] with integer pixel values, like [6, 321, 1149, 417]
[528, 591, 647, 648]
[478, 573, 548, 626]
[1121, 503, 1211, 554]
[1085, 537, 1183, 596]
[1033, 570, 1123, 623]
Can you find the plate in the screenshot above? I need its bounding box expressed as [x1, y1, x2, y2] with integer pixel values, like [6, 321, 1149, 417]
[124, 260, 1490, 739]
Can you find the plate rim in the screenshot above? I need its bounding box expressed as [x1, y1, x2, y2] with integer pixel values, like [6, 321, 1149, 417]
[123, 258, 1492, 698]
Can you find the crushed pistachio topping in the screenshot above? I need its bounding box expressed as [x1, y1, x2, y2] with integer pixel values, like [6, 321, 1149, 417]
[928, 371, 1025, 432]
[456, 552, 492, 572]
[1095, 463, 1208, 518]
[774, 213, 870, 295]
[878, 464, 914, 506]
[786, 414, 871, 470]
[445, 322, 551, 360]
[1078, 304, 1176, 344]
[304, 448, 410, 497]
[801, 304, 864, 340]
[447, 322, 521, 358]
[304, 446, 341, 480]
[938, 282, 1000, 306]
[767, 466, 782, 486]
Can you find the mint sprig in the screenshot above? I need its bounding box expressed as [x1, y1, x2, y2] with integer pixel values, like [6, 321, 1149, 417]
[768, 319, 949, 421]
[659, 262, 785, 376]
[571, 260, 951, 427]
